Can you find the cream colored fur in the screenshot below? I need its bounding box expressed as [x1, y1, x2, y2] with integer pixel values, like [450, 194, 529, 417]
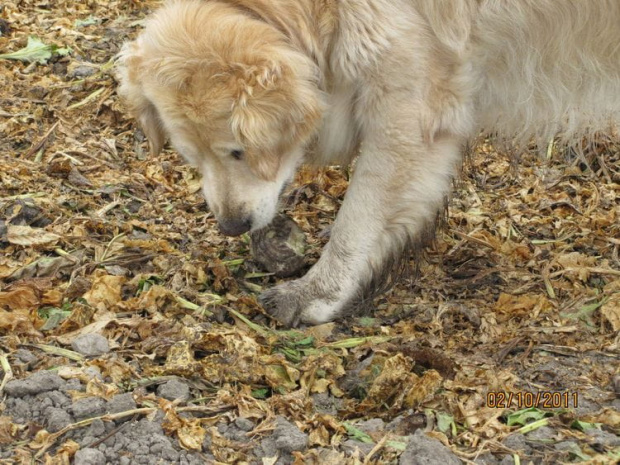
[117, 0, 620, 326]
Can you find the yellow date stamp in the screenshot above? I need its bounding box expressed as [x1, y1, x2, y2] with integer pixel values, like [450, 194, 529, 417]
[486, 391, 579, 409]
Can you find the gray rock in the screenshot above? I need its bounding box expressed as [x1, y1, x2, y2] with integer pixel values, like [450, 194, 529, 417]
[71, 333, 110, 357]
[525, 426, 556, 442]
[255, 436, 278, 458]
[107, 393, 137, 415]
[63, 377, 83, 392]
[343, 439, 374, 457]
[157, 379, 190, 402]
[13, 349, 38, 365]
[554, 440, 580, 453]
[474, 453, 498, 465]
[46, 407, 73, 432]
[356, 418, 385, 434]
[70, 65, 97, 79]
[502, 433, 530, 452]
[399, 429, 462, 465]
[235, 417, 254, 432]
[71, 397, 107, 419]
[86, 418, 106, 437]
[312, 392, 343, 416]
[4, 371, 65, 397]
[274, 416, 308, 453]
[586, 429, 620, 447]
[74, 448, 106, 465]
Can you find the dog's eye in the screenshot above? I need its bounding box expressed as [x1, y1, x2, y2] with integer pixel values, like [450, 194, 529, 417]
[230, 150, 244, 160]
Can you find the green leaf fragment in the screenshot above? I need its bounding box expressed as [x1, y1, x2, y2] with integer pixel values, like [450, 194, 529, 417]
[436, 411, 457, 436]
[251, 388, 269, 399]
[0, 36, 71, 64]
[507, 408, 550, 426]
[39, 306, 72, 331]
[342, 422, 374, 444]
[570, 420, 601, 432]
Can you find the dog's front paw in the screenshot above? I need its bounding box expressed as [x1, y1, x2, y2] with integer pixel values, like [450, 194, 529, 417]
[259, 281, 306, 327]
[259, 280, 343, 327]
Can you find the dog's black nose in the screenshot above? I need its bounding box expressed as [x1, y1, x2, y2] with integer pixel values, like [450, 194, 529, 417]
[218, 217, 252, 236]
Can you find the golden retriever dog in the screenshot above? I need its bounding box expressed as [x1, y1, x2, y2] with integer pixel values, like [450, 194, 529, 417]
[117, 0, 620, 326]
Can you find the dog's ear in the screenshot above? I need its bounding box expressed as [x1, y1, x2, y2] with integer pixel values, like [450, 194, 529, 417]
[230, 61, 322, 181]
[116, 42, 167, 157]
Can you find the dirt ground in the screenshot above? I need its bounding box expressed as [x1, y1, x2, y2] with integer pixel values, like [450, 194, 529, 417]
[0, 1, 619, 464]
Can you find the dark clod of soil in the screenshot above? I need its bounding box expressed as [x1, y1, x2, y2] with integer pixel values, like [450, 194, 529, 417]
[0, 18, 10, 36]
[4, 371, 66, 397]
[250, 213, 307, 277]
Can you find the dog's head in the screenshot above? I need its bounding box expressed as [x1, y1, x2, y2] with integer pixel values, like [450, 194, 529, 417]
[116, 0, 323, 235]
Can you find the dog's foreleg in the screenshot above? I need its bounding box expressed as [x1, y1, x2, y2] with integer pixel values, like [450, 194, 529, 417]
[261, 123, 464, 326]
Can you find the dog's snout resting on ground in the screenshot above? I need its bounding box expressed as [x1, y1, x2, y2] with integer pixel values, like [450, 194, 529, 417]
[117, 0, 620, 326]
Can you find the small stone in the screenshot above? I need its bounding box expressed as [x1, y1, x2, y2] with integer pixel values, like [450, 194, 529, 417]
[13, 349, 38, 365]
[107, 393, 137, 415]
[74, 448, 106, 465]
[69, 65, 97, 79]
[474, 453, 499, 465]
[157, 379, 190, 402]
[63, 377, 83, 392]
[343, 439, 374, 457]
[71, 333, 109, 357]
[46, 408, 73, 433]
[234, 417, 254, 432]
[273, 416, 308, 453]
[312, 392, 343, 416]
[4, 371, 65, 397]
[86, 419, 106, 438]
[399, 429, 462, 465]
[71, 397, 107, 419]
[502, 433, 530, 452]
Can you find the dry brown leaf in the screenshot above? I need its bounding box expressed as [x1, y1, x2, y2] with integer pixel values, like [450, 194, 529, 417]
[0, 285, 39, 310]
[0, 416, 18, 445]
[495, 293, 552, 317]
[177, 422, 206, 451]
[404, 369, 443, 407]
[358, 354, 422, 412]
[82, 273, 125, 309]
[164, 340, 199, 377]
[6, 225, 61, 246]
[0, 308, 42, 337]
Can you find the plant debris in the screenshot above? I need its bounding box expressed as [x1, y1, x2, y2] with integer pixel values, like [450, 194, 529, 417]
[0, 1, 618, 464]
